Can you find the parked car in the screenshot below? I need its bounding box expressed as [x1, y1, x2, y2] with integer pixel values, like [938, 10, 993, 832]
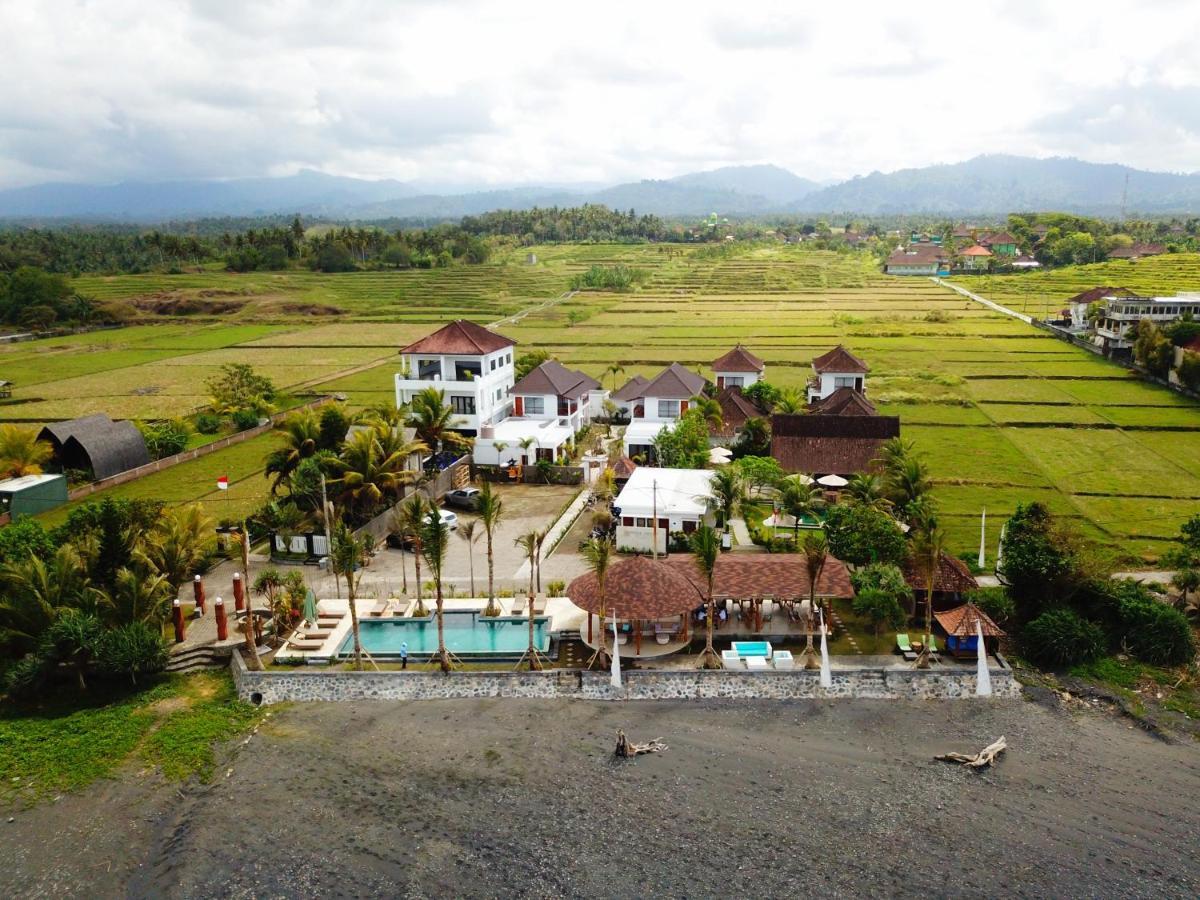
[439, 509, 459, 529]
[385, 508, 459, 549]
[443, 487, 481, 511]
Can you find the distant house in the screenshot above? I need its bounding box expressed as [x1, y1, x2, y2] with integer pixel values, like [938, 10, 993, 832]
[615, 363, 710, 460]
[1094, 292, 1200, 356]
[711, 386, 767, 446]
[903, 551, 978, 613]
[770, 413, 900, 478]
[885, 244, 949, 276]
[957, 244, 993, 271]
[1107, 242, 1167, 260]
[951, 224, 976, 242]
[0, 473, 68, 519]
[38, 413, 150, 480]
[613, 466, 715, 555]
[978, 231, 1018, 257]
[807, 345, 869, 403]
[0, 379, 11, 398]
[1010, 254, 1042, 270]
[1065, 286, 1135, 330]
[712, 345, 765, 389]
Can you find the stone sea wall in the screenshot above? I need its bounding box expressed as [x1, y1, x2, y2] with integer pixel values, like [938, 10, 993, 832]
[233, 655, 1020, 705]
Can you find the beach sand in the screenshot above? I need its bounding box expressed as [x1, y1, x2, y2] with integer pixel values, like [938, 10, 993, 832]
[5, 694, 1199, 898]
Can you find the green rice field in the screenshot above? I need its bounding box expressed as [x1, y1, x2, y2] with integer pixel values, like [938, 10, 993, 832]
[6, 243, 1200, 563]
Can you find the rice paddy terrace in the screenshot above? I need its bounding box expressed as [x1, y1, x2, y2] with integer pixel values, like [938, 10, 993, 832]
[6, 244, 1200, 562]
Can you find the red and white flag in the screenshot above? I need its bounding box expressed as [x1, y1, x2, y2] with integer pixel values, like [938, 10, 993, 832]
[216, 476, 229, 491]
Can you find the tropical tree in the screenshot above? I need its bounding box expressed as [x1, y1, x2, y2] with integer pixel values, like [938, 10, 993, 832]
[477, 482, 504, 616]
[514, 529, 544, 670]
[690, 394, 724, 432]
[909, 520, 947, 669]
[605, 363, 625, 392]
[408, 387, 471, 457]
[458, 520, 481, 597]
[328, 427, 424, 518]
[534, 528, 548, 594]
[394, 493, 432, 613]
[518, 435, 537, 466]
[707, 466, 743, 530]
[263, 409, 319, 493]
[780, 476, 824, 545]
[108, 567, 173, 627]
[884, 456, 931, 520]
[581, 536, 613, 669]
[800, 532, 828, 665]
[236, 524, 263, 670]
[691, 525, 722, 669]
[134, 503, 215, 594]
[845, 473, 889, 509]
[0, 424, 53, 478]
[0, 545, 98, 654]
[775, 387, 806, 414]
[330, 520, 368, 670]
[734, 416, 771, 457]
[418, 507, 454, 672]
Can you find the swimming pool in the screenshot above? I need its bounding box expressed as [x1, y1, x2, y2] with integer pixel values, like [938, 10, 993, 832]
[337, 611, 551, 659]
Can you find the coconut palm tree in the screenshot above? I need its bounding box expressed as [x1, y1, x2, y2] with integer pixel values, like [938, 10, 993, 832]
[581, 536, 613, 669]
[690, 394, 724, 432]
[514, 529, 544, 671]
[134, 503, 215, 594]
[708, 466, 743, 530]
[691, 525, 722, 669]
[885, 456, 931, 521]
[395, 493, 432, 613]
[0, 424, 52, 478]
[476, 483, 504, 616]
[418, 507, 454, 672]
[458, 520, 481, 597]
[518, 435, 537, 467]
[408, 386, 471, 458]
[909, 520, 946, 669]
[0, 545, 99, 654]
[263, 409, 319, 494]
[876, 436, 916, 473]
[734, 416, 771, 456]
[800, 531, 829, 667]
[775, 387, 806, 414]
[605, 363, 625, 392]
[534, 528, 547, 594]
[780, 476, 824, 545]
[845, 473, 889, 509]
[328, 428, 423, 519]
[237, 523, 263, 670]
[330, 521, 367, 670]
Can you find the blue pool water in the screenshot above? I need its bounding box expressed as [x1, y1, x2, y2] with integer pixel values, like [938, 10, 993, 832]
[732, 641, 771, 657]
[338, 611, 550, 658]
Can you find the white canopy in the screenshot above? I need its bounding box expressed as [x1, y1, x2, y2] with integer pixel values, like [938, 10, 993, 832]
[708, 447, 733, 464]
[817, 474, 849, 487]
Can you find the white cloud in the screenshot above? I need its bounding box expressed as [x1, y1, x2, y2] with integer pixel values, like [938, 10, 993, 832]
[0, 0, 1198, 189]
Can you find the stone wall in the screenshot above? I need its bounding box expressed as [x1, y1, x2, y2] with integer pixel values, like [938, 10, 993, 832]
[232, 654, 1020, 705]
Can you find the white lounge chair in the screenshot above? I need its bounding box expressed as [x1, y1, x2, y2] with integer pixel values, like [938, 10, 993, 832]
[773, 650, 795, 670]
[721, 649, 743, 669]
[746, 656, 770, 671]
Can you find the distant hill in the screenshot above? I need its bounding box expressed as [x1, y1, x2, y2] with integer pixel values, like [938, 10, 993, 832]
[792, 155, 1200, 215]
[668, 164, 821, 204]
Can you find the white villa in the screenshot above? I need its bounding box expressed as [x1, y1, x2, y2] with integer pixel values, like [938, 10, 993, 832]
[1094, 292, 1200, 356]
[806, 345, 869, 403]
[613, 466, 715, 554]
[712, 345, 764, 389]
[614, 363, 710, 460]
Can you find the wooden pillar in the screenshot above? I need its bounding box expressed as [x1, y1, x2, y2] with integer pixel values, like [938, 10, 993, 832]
[634, 619, 642, 655]
[215, 596, 228, 641]
[588, 612, 593, 643]
[192, 574, 206, 615]
[681, 612, 689, 642]
[172, 598, 186, 643]
[232, 572, 245, 612]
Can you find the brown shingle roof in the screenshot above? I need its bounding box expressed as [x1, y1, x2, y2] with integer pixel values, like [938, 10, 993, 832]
[567, 555, 703, 618]
[934, 603, 1005, 638]
[811, 345, 869, 375]
[903, 551, 978, 594]
[770, 413, 899, 476]
[712, 345, 765, 373]
[886, 245, 948, 267]
[612, 375, 650, 403]
[1066, 285, 1136, 305]
[641, 362, 709, 400]
[959, 244, 992, 257]
[511, 359, 600, 398]
[979, 231, 1017, 246]
[711, 386, 766, 437]
[611, 456, 638, 479]
[809, 387, 878, 417]
[1107, 242, 1167, 259]
[401, 320, 514, 355]
[665, 553, 853, 600]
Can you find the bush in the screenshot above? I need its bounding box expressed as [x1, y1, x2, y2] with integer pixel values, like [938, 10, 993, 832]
[231, 408, 260, 432]
[1114, 596, 1196, 666]
[0, 518, 55, 565]
[139, 418, 191, 460]
[852, 588, 907, 638]
[194, 412, 222, 435]
[98, 623, 170, 684]
[966, 586, 1015, 626]
[3, 654, 49, 698]
[822, 503, 906, 567]
[1021, 608, 1106, 667]
[547, 580, 566, 596]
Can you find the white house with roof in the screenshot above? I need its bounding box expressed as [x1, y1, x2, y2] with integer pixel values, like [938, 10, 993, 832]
[806, 345, 869, 403]
[1094, 292, 1200, 356]
[616, 363, 710, 460]
[613, 467, 715, 554]
[395, 320, 515, 434]
[711, 345, 765, 389]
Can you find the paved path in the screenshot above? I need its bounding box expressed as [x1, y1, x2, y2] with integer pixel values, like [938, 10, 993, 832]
[728, 517, 756, 549]
[932, 277, 1033, 324]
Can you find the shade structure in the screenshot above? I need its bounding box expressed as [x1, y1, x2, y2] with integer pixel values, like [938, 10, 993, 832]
[816, 474, 849, 487]
[708, 447, 733, 464]
[567, 555, 704, 619]
[934, 602, 1005, 638]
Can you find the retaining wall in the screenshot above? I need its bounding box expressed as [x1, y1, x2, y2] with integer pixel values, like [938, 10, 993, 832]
[232, 654, 1019, 705]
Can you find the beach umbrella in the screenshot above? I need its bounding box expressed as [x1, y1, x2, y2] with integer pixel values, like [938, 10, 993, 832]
[975, 618, 992, 696]
[818, 608, 832, 688]
[816, 474, 849, 488]
[303, 589, 318, 626]
[708, 446, 733, 465]
[610, 609, 622, 689]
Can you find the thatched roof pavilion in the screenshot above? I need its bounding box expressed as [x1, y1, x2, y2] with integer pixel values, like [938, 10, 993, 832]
[38, 414, 150, 480]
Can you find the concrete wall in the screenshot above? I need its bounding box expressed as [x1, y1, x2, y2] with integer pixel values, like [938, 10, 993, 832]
[232, 653, 1019, 705]
[354, 456, 470, 542]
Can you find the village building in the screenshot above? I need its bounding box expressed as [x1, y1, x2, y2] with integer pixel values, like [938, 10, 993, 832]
[978, 231, 1019, 257]
[38, 413, 150, 480]
[711, 345, 764, 389]
[612, 466, 715, 555]
[807, 345, 869, 403]
[1010, 254, 1042, 270]
[1106, 241, 1167, 260]
[903, 551, 979, 613]
[1094, 292, 1200, 356]
[0, 473, 68, 519]
[615, 363, 709, 460]
[957, 244, 992, 271]
[711, 385, 767, 446]
[1064, 286, 1135, 330]
[885, 243, 949, 276]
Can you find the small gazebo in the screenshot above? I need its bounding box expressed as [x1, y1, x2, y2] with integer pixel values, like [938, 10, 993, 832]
[567, 555, 704, 658]
[933, 603, 1004, 659]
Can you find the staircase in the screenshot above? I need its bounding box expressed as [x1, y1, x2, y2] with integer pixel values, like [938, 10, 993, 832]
[166, 643, 228, 674]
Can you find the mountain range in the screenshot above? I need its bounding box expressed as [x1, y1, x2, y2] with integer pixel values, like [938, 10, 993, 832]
[2, 157, 1199, 221]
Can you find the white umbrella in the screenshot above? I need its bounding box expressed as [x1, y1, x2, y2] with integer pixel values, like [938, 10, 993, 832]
[818, 608, 832, 688]
[763, 512, 797, 529]
[708, 447, 733, 465]
[786, 473, 813, 485]
[817, 474, 849, 488]
[975, 618, 992, 696]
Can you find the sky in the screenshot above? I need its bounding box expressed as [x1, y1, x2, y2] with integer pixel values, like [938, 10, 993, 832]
[2, 0, 1200, 190]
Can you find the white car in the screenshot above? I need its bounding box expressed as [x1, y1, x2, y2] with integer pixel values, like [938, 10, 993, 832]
[439, 509, 458, 530]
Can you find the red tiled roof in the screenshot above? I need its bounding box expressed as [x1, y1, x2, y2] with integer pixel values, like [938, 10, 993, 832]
[1066, 285, 1136, 305]
[665, 553, 854, 600]
[711, 386, 766, 437]
[611, 456, 638, 479]
[567, 555, 703, 618]
[712, 345, 765, 373]
[809, 387, 878, 417]
[934, 603, 1005, 638]
[812, 345, 869, 375]
[771, 413, 899, 476]
[511, 359, 600, 398]
[959, 244, 992, 257]
[401, 320, 514, 355]
[903, 551, 978, 594]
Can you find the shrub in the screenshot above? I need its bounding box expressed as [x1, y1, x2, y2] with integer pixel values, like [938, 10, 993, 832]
[139, 418, 191, 460]
[1020, 608, 1106, 667]
[231, 408, 260, 432]
[97, 623, 170, 684]
[547, 580, 566, 596]
[3, 654, 49, 699]
[1114, 596, 1196, 666]
[852, 588, 907, 638]
[318, 405, 350, 450]
[194, 412, 222, 435]
[0, 518, 55, 565]
[966, 586, 1015, 626]
[822, 503, 906, 567]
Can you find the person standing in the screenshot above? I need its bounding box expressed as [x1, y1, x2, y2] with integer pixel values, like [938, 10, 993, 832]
[400, 641, 409, 670]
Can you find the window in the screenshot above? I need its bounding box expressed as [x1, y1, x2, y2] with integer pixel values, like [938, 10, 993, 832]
[834, 376, 856, 389]
[506, 353, 512, 364]
[490, 359, 497, 371]
[657, 399, 680, 418]
[495, 388, 503, 401]
[450, 395, 476, 415]
[724, 376, 744, 388]
[524, 396, 545, 415]
[635, 517, 650, 528]
[682, 519, 698, 533]
[622, 517, 634, 527]
[659, 518, 668, 530]
[453, 361, 481, 381]
[417, 358, 441, 379]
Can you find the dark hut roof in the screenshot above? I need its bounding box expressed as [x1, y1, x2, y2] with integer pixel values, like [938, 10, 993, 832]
[38, 414, 150, 480]
[567, 555, 703, 618]
[809, 387, 878, 417]
[511, 359, 600, 398]
[1066, 286, 1135, 305]
[811, 345, 869, 374]
[711, 386, 766, 438]
[770, 413, 899, 476]
[903, 551, 978, 594]
[934, 603, 1005, 638]
[665, 554, 853, 600]
[400, 320, 514, 355]
[712, 345, 765, 373]
[641, 362, 709, 400]
[612, 375, 650, 403]
[611, 456, 638, 479]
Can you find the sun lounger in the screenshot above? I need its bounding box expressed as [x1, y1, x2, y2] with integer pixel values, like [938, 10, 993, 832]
[773, 650, 795, 670]
[287, 639, 325, 651]
[721, 649, 744, 669]
[532, 597, 547, 615]
[368, 600, 389, 617]
[896, 633, 918, 661]
[511, 597, 527, 615]
[746, 656, 770, 671]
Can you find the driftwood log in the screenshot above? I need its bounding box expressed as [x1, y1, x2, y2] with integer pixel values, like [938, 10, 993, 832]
[614, 729, 668, 759]
[935, 736, 1006, 768]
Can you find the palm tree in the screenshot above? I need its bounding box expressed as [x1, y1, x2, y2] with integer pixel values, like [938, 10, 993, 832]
[514, 529, 544, 670]
[691, 525, 722, 669]
[775, 387, 806, 414]
[328, 428, 423, 518]
[581, 537, 613, 669]
[605, 363, 625, 392]
[780, 476, 824, 545]
[735, 416, 770, 455]
[418, 507, 454, 672]
[134, 503, 215, 594]
[845, 473, 889, 509]
[0, 424, 53, 478]
[0, 545, 98, 654]
[910, 521, 946, 669]
[477, 482, 504, 616]
[708, 466, 742, 530]
[690, 394, 724, 432]
[330, 521, 367, 670]
[534, 528, 547, 594]
[885, 456, 931, 520]
[408, 387, 471, 458]
[800, 531, 828, 667]
[395, 493, 432, 613]
[518, 435, 537, 467]
[252, 567, 287, 637]
[237, 523, 263, 670]
[876, 436, 915, 473]
[263, 410, 319, 494]
[458, 520, 481, 597]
